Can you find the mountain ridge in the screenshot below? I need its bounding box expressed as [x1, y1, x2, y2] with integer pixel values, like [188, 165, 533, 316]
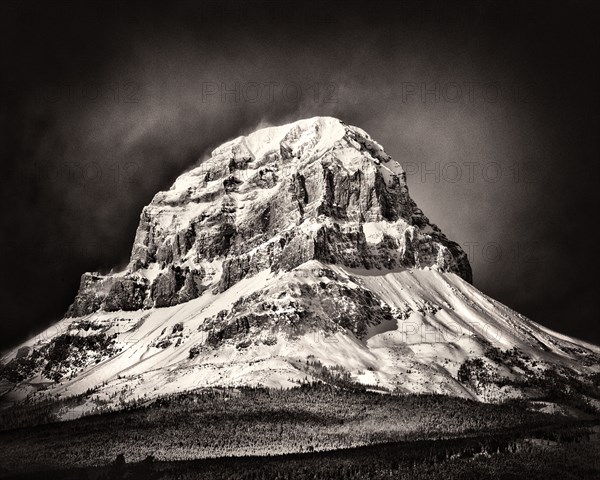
[1, 117, 598, 418]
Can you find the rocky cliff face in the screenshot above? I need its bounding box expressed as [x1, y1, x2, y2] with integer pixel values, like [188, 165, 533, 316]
[67, 117, 471, 317]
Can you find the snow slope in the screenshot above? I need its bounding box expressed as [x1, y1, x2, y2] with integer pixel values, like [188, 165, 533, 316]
[2, 260, 599, 417]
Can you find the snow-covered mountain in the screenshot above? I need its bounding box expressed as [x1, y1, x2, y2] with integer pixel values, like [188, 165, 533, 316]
[1, 117, 599, 417]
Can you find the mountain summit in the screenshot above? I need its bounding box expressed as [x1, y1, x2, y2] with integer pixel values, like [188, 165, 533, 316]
[67, 116, 471, 317]
[2, 117, 598, 416]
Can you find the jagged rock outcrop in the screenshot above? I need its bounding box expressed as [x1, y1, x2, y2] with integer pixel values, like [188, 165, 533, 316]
[204, 265, 397, 345]
[151, 266, 205, 307]
[66, 117, 471, 316]
[66, 273, 107, 317]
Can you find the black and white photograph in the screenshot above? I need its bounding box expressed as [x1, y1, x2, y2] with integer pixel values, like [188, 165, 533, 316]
[1, 1, 599, 478]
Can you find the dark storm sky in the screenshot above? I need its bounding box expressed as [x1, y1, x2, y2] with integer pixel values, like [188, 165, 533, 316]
[1, 0, 599, 350]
